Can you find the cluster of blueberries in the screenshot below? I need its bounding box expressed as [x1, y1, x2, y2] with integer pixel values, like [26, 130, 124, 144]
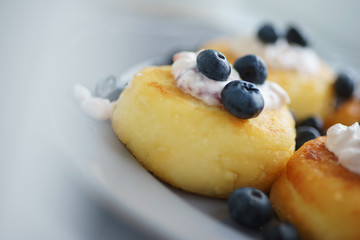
[295, 72, 356, 150]
[197, 49, 268, 119]
[295, 115, 323, 150]
[256, 23, 357, 150]
[257, 23, 308, 47]
[228, 187, 300, 240]
[228, 72, 356, 239]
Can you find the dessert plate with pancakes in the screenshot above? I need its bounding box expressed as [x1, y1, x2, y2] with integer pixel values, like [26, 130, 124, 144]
[49, 2, 360, 240]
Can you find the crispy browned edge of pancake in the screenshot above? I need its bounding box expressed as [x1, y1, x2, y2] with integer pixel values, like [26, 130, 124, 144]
[271, 137, 360, 239]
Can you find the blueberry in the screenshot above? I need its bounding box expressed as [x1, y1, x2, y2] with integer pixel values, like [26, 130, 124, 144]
[196, 49, 231, 81]
[257, 24, 280, 44]
[262, 221, 301, 240]
[334, 73, 355, 99]
[228, 187, 273, 229]
[94, 75, 123, 101]
[221, 80, 264, 119]
[286, 26, 308, 47]
[233, 55, 268, 85]
[295, 126, 320, 150]
[296, 116, 324, 133]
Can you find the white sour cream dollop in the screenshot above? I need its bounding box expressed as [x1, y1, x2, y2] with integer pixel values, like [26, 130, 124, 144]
[171, 51, 290, 110]
[232, 36, 321, 75]
[73, 84, 115, 120]
[325, 122, 360, 175]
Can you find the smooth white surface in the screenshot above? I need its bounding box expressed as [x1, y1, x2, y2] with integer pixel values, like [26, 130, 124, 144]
[1, 0, 359, 240]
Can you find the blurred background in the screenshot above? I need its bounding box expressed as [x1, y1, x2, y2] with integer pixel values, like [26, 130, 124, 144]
[1, 0, 359, 239]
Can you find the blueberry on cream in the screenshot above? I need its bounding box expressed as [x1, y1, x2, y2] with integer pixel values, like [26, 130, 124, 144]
[172, 50, 290, 119]
[172, 50, 240, 106]
[233, 54, 268, 85]
[231, 24, 320, 75]
[196, 49, 231, 81]
[257, 24, 280, 44]
[286, 26, 308, 47]
[221, 80, 264, 119]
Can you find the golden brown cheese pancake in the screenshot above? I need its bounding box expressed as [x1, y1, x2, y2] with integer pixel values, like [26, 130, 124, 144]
[112, 66, 295, 198]
[270, 137, 360, 240]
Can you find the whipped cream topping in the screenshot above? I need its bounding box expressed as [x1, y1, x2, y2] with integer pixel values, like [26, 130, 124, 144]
[232, 36, 321, 75]
[172, 51, 240, 106]
[257, 81, 290, 110]
[325, 122, 360, 175]
[172, 51, 290, 110]
[73, 84, 114, 120]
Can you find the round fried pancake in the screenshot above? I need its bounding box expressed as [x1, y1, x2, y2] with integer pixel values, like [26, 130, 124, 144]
[270, 137, 360, 240]
[112, 66, 295, 198]
[202, 38, 335, 121]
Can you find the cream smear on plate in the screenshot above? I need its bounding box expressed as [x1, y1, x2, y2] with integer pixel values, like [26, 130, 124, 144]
[73, 84, 114, 120]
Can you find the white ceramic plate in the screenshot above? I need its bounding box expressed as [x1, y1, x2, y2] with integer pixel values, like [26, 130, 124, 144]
[16, 1, 358, 239]
[41, 2, 260, 240]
